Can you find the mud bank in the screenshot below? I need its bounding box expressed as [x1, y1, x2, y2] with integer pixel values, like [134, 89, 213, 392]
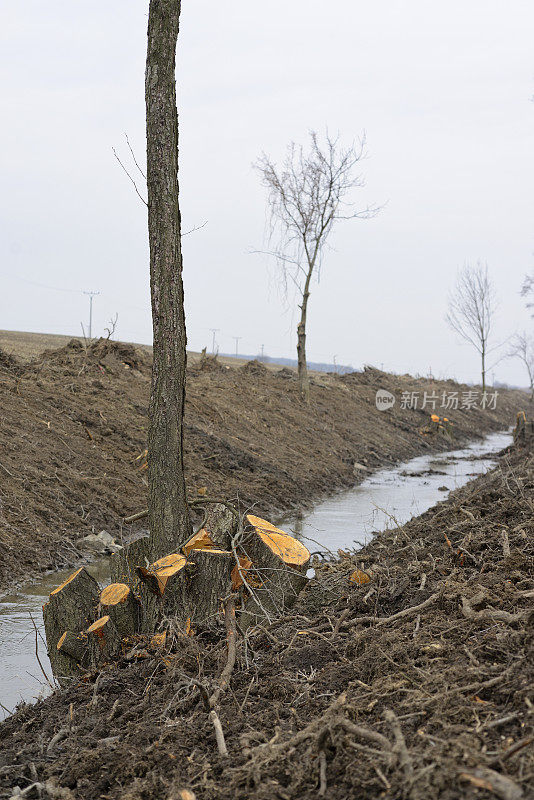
[0, 339, 528, 591]
[0, 441, 532, 799]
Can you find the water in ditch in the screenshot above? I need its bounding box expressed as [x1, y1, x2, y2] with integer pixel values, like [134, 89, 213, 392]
[0, 430, 511, 719]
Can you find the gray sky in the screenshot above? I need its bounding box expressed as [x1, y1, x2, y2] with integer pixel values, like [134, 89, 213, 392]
[1, 0, 533, 385]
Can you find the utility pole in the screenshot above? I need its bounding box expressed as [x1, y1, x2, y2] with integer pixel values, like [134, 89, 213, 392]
[333, 355, 337, 373]
[260, 344, 264, 362]
[83, 291, 100, 339]
[233, 336, 242, 358]
[210, 328, 219, 355]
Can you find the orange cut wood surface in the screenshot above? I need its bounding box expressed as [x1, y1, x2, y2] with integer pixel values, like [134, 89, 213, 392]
[152, 553, 187, 571]
[231, 556, 252, 590]
[247, 515, 310, 566]
[100, 583, 130, 606]
[50, 567, 84, 596]
[182, 529, 214, 555]
[87, 615, 110, 633]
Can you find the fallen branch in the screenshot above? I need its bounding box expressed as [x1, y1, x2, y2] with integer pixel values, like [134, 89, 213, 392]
[384, 708, 413, 781]
[461, 597, 527, 625]
[347, 592, 440, 630]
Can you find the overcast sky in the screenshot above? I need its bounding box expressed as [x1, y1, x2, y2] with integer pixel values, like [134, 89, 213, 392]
[1, 0, 533, 384]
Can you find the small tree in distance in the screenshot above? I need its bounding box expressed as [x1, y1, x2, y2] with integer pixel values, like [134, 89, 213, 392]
[446, 262, 497, 392]
[508, 331, 534, 400]
[255, 131, 377, 402]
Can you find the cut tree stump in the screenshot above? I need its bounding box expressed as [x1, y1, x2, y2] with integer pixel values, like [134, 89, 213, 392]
[56, 631, 90, 667]
[203, 502, 236, 549]
[110, 534, 151, 587]
[100, 583, 142, 636]
[513, 413, 534, 450]
[239, 515, 310, 628]
[137, 553, 187, 596]
[87, 615, 121, 666]
[182, 548, 234, 625]
[137, 549, 234, 627]
[111, 535, 157, 634]
[43, 567, 100, 685]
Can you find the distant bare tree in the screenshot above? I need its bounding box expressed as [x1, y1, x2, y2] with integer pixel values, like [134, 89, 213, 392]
[508, 331, 534, 399]
[521, 272, 534, 316]
[255, 131, 376, 402]
[446, 262, 497, 392]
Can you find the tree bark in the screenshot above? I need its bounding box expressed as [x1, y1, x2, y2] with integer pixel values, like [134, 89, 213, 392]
[146, 0, 191, 559]
[297, 271, 312, 403]
[42, 567, 100, 686]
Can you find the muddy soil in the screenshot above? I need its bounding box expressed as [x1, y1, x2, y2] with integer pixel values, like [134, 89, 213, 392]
[1, 442, 532, 799]
[0, 338, 528, 591]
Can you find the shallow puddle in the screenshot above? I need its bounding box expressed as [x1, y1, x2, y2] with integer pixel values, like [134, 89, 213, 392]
[0, 430, 511, 718]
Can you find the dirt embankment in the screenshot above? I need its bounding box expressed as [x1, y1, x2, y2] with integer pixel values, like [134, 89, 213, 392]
[0, 438, 532, 799]
[0, 338, 528, 589]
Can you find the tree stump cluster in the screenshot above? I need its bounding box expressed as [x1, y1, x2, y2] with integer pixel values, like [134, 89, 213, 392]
[43, 505, 310, 686]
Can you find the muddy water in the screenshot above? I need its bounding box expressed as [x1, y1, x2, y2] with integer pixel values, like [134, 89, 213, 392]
[0, 430, 511, 719]
[289, 430, 511, 556]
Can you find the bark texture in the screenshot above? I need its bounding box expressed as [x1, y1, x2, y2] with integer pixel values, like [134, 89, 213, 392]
[42, 567, 100, 685]
[146, 0, 191, 559]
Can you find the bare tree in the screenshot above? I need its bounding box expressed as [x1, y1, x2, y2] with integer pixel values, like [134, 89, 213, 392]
[146, 0, 190, 557]
[446, 262, 497, 392]
[521, 272, 534, 316]
[255, 131, 376, 402]
[508, 331, 534, 399]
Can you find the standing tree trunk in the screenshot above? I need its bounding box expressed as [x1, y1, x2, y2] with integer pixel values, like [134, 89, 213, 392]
[481, 342, 486, 392]
[297, 267, 313, 403]
[146, 0, 191, 559]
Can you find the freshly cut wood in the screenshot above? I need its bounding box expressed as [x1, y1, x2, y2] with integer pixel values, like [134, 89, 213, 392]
[56, 631, 89, 666]
[246, 515, 310, 566]
[43, 567, 100, 685]
[137, 553, 187, 596]
[240, 515, 310, 628]
[100, 583, 141, 636]
[87, 615, 121, 665]
[182, 528, 214, 555]
[231, 556, 253, 591]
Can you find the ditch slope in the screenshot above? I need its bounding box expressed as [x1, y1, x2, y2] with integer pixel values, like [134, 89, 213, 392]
[0, 338, 528, 590]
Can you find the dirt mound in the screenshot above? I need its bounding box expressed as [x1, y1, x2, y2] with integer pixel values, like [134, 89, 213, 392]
[0, 347, 21, 373]
[241, 359, 268, 375]
[0, 338, 528, 590]
[33, 337, 150, 377]
[1, 448, 531, 799]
